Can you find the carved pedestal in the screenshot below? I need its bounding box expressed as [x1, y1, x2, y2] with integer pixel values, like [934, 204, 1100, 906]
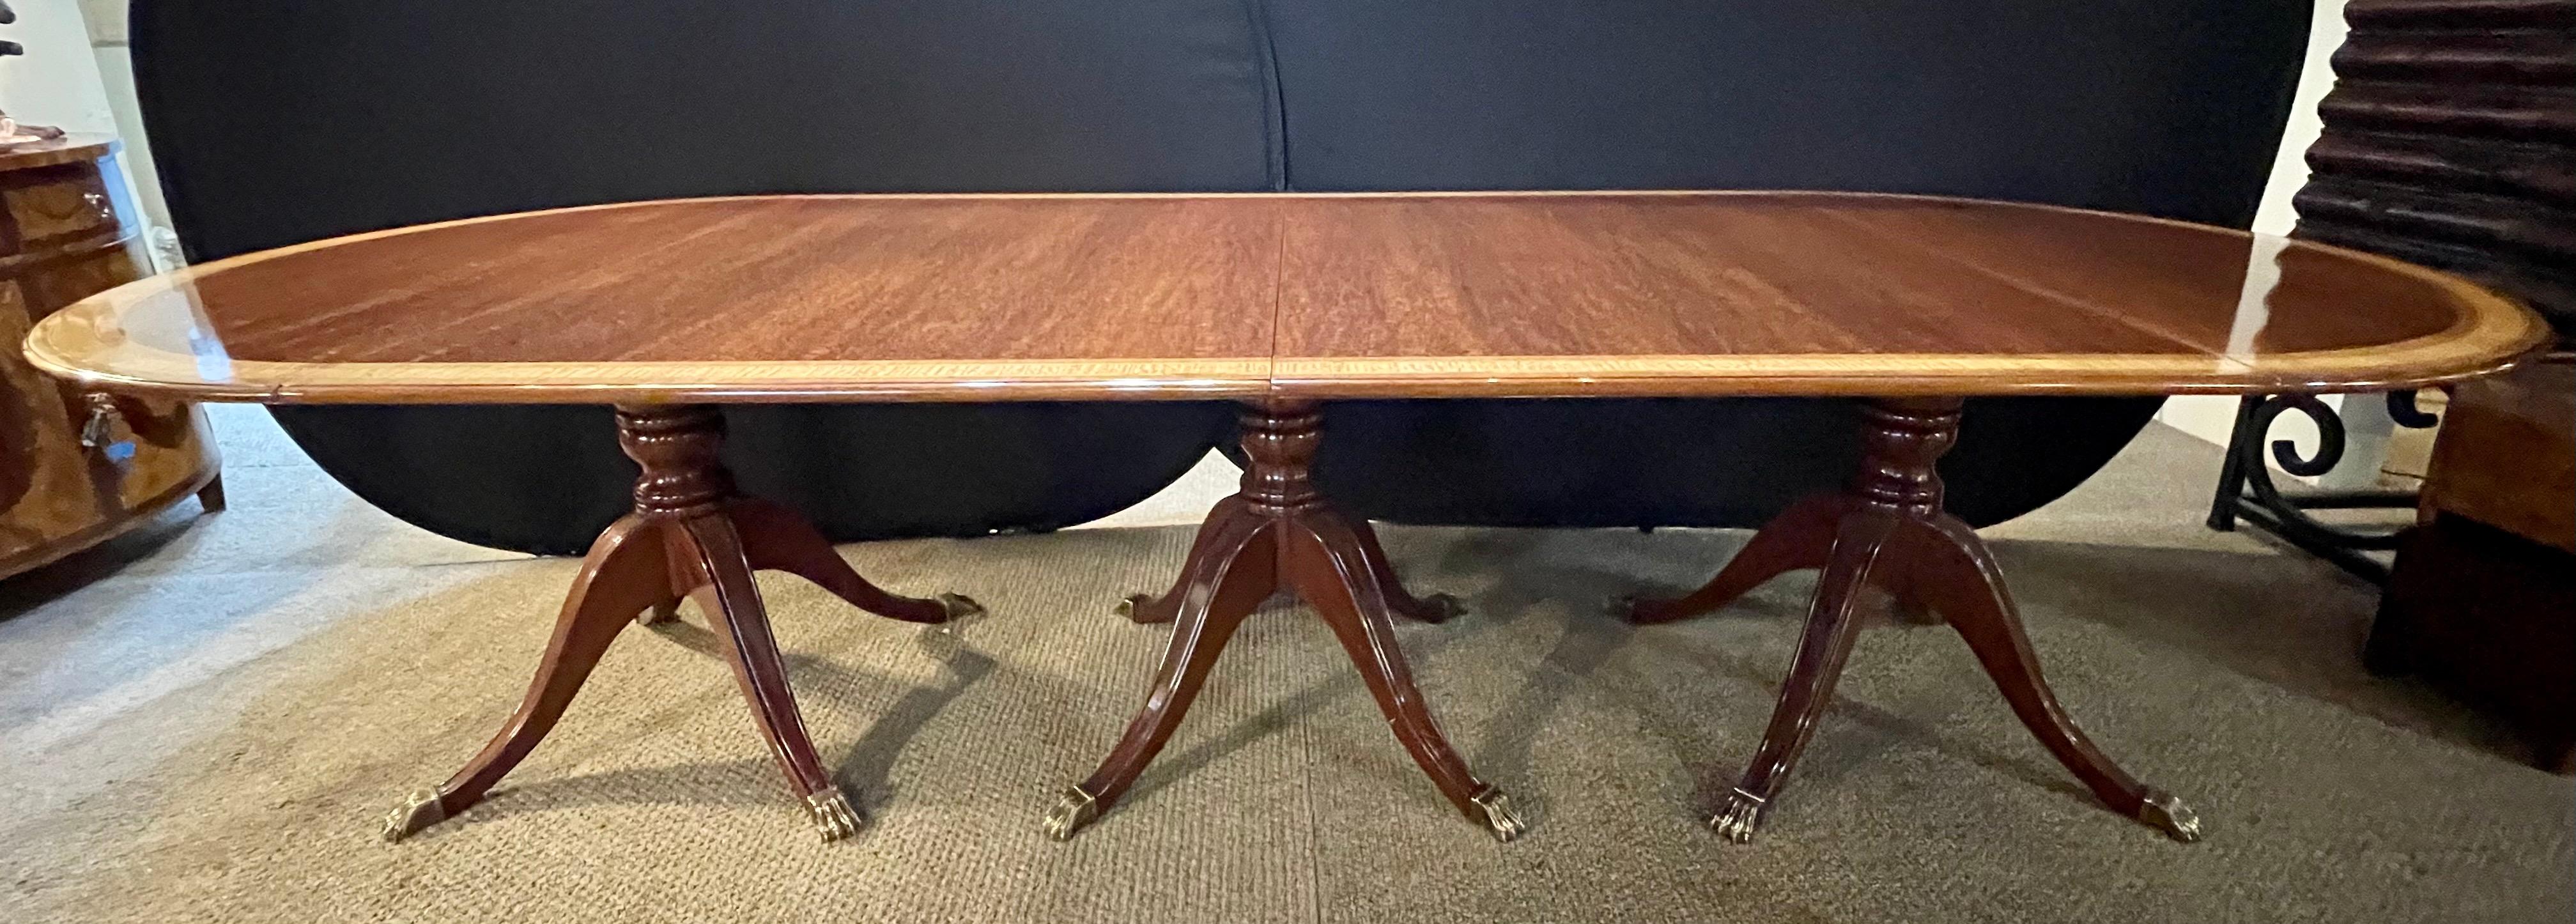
[1625, 397, 2200, 844]
[382, 404, 980, 842]
[1046, 399, 1520, 842]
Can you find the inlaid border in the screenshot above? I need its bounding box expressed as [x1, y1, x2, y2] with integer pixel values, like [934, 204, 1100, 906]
[24, 339, 1276, 403]
[1272, 239, 2551, 397]
[24, 190, 2554, 403]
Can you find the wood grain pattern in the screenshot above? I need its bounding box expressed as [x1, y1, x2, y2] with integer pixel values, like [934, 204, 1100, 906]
[2420, 360, 2575, 552]
[1, 136, 220, 579]
[21, 192, 2550, 403]
[1270, 194, 2545, 397]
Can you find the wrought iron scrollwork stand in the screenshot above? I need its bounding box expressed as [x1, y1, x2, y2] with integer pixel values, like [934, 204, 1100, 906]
[2205, 389, 2443, 584]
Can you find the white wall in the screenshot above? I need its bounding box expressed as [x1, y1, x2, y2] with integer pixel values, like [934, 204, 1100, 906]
[71, 0, 179, 266]
[0, 0, 177, 268]
[0, 0, 117, 132]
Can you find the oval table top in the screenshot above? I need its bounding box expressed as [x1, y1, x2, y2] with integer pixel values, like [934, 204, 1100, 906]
[24, 192, 2549, 403]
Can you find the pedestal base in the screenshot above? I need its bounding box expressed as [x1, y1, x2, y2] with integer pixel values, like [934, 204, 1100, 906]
[1051, 399, 1520, 842]
[381, 404, 979, 843]
[1625, 397, 2199, 845]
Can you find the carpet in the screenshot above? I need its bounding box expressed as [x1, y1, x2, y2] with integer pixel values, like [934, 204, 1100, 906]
[1, 427, 2569, 923]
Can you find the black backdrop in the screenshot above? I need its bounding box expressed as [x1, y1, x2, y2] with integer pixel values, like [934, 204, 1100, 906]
[131, 0, 2308, 551]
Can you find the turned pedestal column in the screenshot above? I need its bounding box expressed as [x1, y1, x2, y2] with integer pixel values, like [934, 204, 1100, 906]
[1045, 398, 1520, 842]
[1624, 397, 2200, 844]
[382, 404, 980, 843]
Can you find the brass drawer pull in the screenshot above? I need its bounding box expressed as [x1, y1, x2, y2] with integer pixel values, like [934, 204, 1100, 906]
[77, 392, 124, 450]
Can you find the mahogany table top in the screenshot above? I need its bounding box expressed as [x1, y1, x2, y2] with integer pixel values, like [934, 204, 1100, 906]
[25, 192, 2547, 403]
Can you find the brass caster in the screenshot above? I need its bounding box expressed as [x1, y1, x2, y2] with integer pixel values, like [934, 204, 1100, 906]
[1042, 785, 1101, 841]
[921, 593, 985, 653]
[806, 788, 864, 842]
[934, 592, 984, 622]
[2136, 791, 2203, 843]
[1708, 787, 1767, 844]
[1113, 594, 1168, 624]
[1470, 787, 1526, 842]
[380, 788, 449, 842]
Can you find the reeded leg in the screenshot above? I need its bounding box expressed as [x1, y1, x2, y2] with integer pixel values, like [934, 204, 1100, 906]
[382, 516, 663, 840]
[1060, 399, 1496, 841]
[674, 514, 863, 841]
[1048, 523, 1277, 839]
[1899, 516, 2200, 842]
[1288, 512, 1522, 840]
[1124, 502, 1455, 625]
[1621, 494, 1849, 625]
[1709, 510, 1898, 843]
[1633, 398, 2198, 845]
[390, 403, 982, 843]
[728, 497, 981, 624]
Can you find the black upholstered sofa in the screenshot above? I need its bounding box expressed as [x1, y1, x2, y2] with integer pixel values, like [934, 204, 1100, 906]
[130, 1, 2308, 554]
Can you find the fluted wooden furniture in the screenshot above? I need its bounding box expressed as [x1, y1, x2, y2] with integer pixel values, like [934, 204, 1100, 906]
[2295, 0, 2573, 331]
[0, 135, 219, 580]
[24, 192, 2547, 845]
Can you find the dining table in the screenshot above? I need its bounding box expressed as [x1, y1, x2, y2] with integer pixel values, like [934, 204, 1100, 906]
[24, 191, 2547, 847]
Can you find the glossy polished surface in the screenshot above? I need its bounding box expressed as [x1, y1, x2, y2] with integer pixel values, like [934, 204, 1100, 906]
[1270, 194, 2546, 397]
[25, 192, 2548, 403]
[29, 196, 1283, 402]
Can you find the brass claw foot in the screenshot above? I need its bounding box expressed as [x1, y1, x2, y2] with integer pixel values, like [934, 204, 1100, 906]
[934, 592, 984, 622]
[1708, 788, 1768, 844]
[1042, 785, 1101, 841]
[2136, 792, 2203, 843]
[920, 593, 987, 657]
[1470, 787, 1527, 842]
[806, 788, 864, 842]
[380, 788, 449, 842]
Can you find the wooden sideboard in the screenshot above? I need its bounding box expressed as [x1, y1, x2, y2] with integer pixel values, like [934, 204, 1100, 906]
[0, 135, 219, 579]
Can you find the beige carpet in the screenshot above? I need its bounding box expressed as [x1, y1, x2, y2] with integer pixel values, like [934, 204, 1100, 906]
[1, 420, 2570, 923]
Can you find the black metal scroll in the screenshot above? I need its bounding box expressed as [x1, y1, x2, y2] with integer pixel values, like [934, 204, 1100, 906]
[2205, 390, 2444, 584]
